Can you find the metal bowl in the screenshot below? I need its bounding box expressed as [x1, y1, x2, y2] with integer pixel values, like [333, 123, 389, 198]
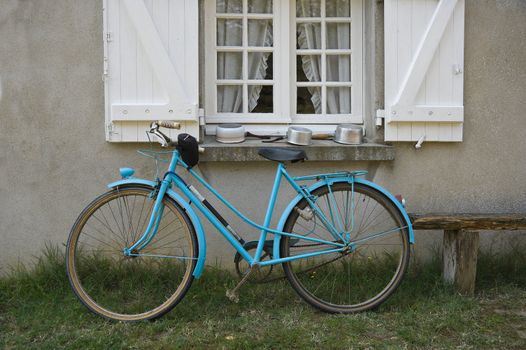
[334, 124, 363, 145]
[216, 123, 246, 143]
[287, 126, 312, 146]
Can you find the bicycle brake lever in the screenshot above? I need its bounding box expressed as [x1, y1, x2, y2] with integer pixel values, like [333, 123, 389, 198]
[150, 129, 171, 147]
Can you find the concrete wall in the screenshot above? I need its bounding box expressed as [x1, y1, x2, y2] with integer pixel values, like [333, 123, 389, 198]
[1, 0, 525, 272]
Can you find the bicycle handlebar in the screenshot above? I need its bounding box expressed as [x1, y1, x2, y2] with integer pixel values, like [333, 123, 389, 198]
[149, 121, 205, 153]
[157, 121, 181, 129]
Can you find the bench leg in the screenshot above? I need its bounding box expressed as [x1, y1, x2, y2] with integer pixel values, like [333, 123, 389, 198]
[442, 230, 480, 295]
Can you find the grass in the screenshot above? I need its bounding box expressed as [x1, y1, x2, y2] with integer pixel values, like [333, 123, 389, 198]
[1, 245, 525, 349]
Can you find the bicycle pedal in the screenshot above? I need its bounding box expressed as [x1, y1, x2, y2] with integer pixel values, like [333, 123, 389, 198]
[226, 289, 240, 303]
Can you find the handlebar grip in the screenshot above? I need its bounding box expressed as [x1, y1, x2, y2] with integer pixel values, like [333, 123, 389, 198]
[198, 147, 205, 154]
[157, 121, 181, 129]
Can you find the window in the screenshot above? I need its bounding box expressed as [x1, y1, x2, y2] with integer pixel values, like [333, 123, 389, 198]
[204, 0, 363, 126]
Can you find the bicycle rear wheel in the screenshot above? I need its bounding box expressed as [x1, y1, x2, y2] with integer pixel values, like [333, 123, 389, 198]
[66, 186, 197, 321]
[280, 182, 410, 313]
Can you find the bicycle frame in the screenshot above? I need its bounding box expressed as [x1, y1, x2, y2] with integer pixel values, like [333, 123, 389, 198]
[109, 149, 414, 277]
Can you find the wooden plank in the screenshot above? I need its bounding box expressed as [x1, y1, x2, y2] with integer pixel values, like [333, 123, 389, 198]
[106, 0, 122, 141]
[409, 213, 526, 230]
[386, 106, 463, 123]
[119, 0, 139, 141]
[438, 2, 454, 141]
[450, 0, 464, 141]
[410, 0, 429, 141]
[395, 0, 413, 141]
[383, 0, 399, 141]
[393, 0, 458, 107]
[443, 230, 479, 295]
[122, 0, 190, 108]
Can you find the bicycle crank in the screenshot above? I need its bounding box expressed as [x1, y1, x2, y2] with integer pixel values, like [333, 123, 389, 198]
[233, 241, 274, 283]
[226, 264, 260, 303]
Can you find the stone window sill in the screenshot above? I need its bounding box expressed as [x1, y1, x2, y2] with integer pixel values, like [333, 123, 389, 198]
[199, 136, 394, 162]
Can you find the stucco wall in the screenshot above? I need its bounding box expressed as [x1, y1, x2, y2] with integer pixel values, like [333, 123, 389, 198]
[0, 0, 525, 272]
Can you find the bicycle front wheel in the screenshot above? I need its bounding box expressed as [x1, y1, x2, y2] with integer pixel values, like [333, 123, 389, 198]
[66, 186, 198, 321]
[280, 182, 410, 313]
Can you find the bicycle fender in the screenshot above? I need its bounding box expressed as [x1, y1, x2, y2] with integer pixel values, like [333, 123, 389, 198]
[107, 179, 207, 278]
[272, 178, 414, 260]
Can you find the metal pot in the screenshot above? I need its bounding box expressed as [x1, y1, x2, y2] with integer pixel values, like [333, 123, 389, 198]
[216, 123, 246, 143]
[287, 126, 312, 146]
[334, 124, 363, 145]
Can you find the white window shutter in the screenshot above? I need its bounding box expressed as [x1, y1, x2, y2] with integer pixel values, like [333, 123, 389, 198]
[103, 0, 199, 142]
[384, 0, 464, 142]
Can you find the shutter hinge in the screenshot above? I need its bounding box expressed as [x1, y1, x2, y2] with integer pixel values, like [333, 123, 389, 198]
[106, 32, 113, 42]
[107, 122, 118, 138]
[375, 109, 385, 127]
[103, 56, 109, 79]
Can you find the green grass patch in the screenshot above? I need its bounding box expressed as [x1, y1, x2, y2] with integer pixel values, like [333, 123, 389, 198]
[1, 245, 526, 349]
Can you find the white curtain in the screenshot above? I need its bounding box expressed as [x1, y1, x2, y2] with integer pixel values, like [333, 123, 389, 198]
[216, 0, 273, 113]
[297, 22, 322, 113]
[297, 0, 351, 114]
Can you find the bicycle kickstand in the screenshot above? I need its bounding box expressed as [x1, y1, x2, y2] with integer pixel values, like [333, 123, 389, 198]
[226, 264, 259, 303]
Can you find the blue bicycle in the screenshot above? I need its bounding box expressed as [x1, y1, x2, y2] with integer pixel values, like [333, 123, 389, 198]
[66, 121, 414, 321]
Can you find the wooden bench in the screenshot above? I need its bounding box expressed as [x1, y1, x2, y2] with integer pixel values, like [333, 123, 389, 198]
[409, 213, 526, 295]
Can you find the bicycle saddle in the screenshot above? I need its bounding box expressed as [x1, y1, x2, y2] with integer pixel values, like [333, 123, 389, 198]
[258, 147, 307, 163]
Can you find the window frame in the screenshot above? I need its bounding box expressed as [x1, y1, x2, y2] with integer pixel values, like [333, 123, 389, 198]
[204, 0, 363, 126]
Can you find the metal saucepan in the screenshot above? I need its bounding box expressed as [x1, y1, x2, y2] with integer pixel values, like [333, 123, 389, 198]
[216, 124, 334, 145]
[216, 124, 246, 143]
[287, 126, 312, 146]
[216, 124, 279, 143]
[334, 124, 363, 145]
[286, 127, 334, 145]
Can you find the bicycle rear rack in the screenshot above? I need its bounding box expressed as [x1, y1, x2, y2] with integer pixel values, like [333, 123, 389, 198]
[293, 170, 368, 182]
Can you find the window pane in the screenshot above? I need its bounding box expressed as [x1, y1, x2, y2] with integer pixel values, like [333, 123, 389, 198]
[249, 85, 273, 113]
[326, 0, 351, 17]
[297, 55, 321, 82]
[217, 85, 243, 113]
[248, 20, 273, 47]
[248, 52, 273, 80]
[297, 23, 321, 50]
[326, 55, 351, 82]
[217, 19, 242, 46]
[217, 52, 243, 80]
[327, 87, 351, 114]
[326, 23, 351, 49]
[216, 0, 242, 14]
[248, 0, 272, 13]
[297, 87, 321, 114]
[296, 0, 321, 17]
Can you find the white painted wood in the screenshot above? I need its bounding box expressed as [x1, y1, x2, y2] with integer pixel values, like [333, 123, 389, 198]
[390, 106, 463, 123]
[410, 0, 429, 142]
[205, 124, 340, 136]
[119, 0, 139, 141]
[104, 0, 199, 142]
[351, 0, 364, 125]
[122, 0, 189, 107]
[393, 0, 458, 107]
[111, 104, 199, 121]
[384, 0, 465, 142]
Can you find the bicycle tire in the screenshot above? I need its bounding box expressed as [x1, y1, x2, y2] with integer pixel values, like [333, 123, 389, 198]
[66, 185, 198, 321]
[280, 182, 410, 313]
